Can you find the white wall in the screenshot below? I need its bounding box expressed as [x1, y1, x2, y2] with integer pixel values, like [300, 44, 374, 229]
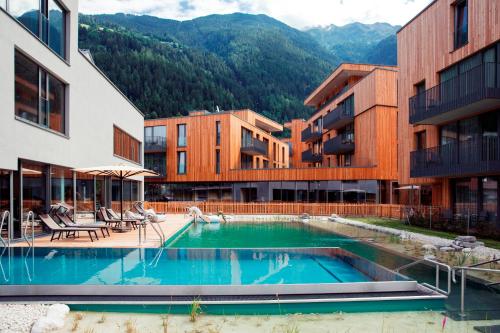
[0, 0, 144, 175]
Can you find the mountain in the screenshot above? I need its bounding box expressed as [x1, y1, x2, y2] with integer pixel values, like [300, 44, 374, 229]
[305, 22, 399, 65]
[79, 13, 338, 122]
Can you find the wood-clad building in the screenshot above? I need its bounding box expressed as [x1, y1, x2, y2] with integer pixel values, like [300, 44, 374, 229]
[144, 64, 399, 203]
[397, 0, 500, 220]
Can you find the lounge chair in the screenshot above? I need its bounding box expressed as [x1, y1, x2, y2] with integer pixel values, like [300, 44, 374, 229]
[106, 208, 146, 230]
[56, 213, 110, 237]
[98, 207, 132, 232]
[39, 214, 99, 242]
[133, 202, 167, 223]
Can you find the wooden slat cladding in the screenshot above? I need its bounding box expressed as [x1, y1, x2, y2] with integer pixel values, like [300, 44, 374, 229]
[113, 125, 141, 163]
[144, 110, 289, 183]
[145, 201, 409, 219]
[397, 0, 500, 192]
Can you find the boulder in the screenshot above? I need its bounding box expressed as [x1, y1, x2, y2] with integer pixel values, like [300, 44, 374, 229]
[439, 246, 456, 252]
[456, 236, 477, 243]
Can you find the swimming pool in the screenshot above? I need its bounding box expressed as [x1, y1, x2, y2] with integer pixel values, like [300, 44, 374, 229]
[0, 245, 444, 314]
[166, 221, 500, 318]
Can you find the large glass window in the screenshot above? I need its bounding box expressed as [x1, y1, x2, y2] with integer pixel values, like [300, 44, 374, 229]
[7, 0, 66, 58]
[481, 177, 497, 221]
[0, 171, 10, 214]
[50, 166, 73, 207]
[177, 124, 186, 147]
[144, 125, 166, 151]
[21, 162, 47, 236]
[215, 150, 220, 174]
[95, 176, 106, 210]
[454, 0, 468, 49]
[216, 121, 221, 146]
[76, 173, 94, 212]
[177, 151, 186, 174]
[15, 51, 66, 134]
[48, 0, 65, 58]
[145, 153, 166, 176]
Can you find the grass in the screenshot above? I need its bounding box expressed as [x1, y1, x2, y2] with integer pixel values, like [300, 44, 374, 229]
[352, 217, 500, 250]
[189, 299, 202, 322]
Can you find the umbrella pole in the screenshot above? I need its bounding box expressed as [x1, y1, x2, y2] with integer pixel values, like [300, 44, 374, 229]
[120, 171, 124, 221]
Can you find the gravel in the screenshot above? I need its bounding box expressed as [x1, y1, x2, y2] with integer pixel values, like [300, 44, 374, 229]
[0, 304, 49, 333]
[331, 216, 500, 259]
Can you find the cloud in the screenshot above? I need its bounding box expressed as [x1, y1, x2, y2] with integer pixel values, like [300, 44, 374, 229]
[79, 0, 433, 29]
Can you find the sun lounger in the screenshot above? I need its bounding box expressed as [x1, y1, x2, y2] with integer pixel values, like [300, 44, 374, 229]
[39, 214, 99, 242]
[98, 207, 132, 232]
[106, 208, 146, 230]
[133, 202, 167, 223]
[56, 213, 110, 237]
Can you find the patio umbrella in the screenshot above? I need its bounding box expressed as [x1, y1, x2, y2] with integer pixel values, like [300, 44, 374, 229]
[73, 164, 158, 220]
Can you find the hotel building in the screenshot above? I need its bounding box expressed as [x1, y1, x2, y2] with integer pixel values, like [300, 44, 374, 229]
[145, 64, 399, 203]
[397, 0, 500, 225]
[0, 0, 145, 239]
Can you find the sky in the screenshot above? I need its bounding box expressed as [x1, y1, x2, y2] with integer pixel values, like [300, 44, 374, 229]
[79, 0, 434, 30]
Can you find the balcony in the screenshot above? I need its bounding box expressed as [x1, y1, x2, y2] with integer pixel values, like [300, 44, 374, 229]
[410, 136, 500, 178]
[324, 136, 355, 155]
[302, 149, 323, 163]
[144, 136, 167, 153]
[409, 63, 500, 125]
[241, 137, 268, 156]
[301, 127, 323, 143]
[323, 104, 354, 131]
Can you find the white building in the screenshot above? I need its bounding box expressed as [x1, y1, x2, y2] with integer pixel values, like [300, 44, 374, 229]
[0, 0, 144, 239]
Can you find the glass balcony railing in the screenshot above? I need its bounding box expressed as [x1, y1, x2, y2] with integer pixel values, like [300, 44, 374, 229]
[410, 136, 500, 178]
[144, 136, 167, 152]
[241, 137, 268, 156]
[301, 127, 323, 143]
[301, 149, 323, 163]
[409, 63, 500, 125]
[323, 103, 354, 131]
[324, 136, 355, 155]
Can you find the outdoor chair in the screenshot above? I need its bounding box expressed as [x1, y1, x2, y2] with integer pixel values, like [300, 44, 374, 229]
[56, 213, 110, 237]
[98, 207, 132, 232]
[39, 214, 99, 242]
[106, 208, 146, 230]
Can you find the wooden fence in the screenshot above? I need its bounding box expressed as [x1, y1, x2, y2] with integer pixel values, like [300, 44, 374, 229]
[144, 201, 410, 219]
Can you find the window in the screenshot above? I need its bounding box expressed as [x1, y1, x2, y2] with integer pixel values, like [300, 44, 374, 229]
[144, 125, 166, 151]
[215, 150, 220, 174]
[241, 128, 252, 147]
[415, 131, 426, 150]
[454, 0, 468, 49]
[177, 151, 186, 174]
[7, 0, 67, 58]
[177, 124, 186, 147]
[241, 154, 252, 169]
[113, 126, 141, 163]
[263, 160, 269, 169]
[215, 121, 221, 146]
[15, 51, 66, 134]
[145, 153, 166, 176]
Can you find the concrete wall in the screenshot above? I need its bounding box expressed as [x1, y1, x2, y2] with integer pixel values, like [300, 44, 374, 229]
[0, 0, 144, 175]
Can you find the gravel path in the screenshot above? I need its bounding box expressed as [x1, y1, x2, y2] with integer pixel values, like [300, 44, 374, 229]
[0, 304, 49, 333]
[331, 216, 500, 259]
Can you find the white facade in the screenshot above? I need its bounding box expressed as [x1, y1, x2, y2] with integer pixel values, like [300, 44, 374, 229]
[0, 0, 144, 171]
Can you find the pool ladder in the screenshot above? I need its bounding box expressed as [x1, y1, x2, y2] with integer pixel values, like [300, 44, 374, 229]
[0, 210, 12, 247]
[453, 258, 500, 318]
[395, 257, 452, 296]
[24, 211, 35, 247]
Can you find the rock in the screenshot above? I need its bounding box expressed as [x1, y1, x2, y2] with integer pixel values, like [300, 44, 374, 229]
[451, 243, 464, 250]
[31, 304, 69, 333]
[461, 241, 481, 249]
[422, 244, 437, 251]
[439, 246, 456, 252]
[456, 236, 477, 242]
[462, 248, 472, 253]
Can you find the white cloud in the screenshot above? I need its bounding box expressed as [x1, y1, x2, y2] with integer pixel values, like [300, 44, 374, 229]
[79, 0, 433, 29]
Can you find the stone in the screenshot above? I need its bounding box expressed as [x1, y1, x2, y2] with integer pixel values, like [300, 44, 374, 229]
[451, 243, 464, 250]
[456, 236, 477, 243]
[422, 244, 437, 251]
[461, 241, 481, 249]
[439, 246, 456, 252]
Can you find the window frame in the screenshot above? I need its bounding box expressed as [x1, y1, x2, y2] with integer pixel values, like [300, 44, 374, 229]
[177, 124, 187, 147]
[14, 49, 68, 136]
[177, 151, 187, 175]
[453, 0, 468, 50]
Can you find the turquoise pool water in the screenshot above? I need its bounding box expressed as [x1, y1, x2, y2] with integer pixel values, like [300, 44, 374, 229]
[0, 247, 371, 285]
[168, 222, 500, 318]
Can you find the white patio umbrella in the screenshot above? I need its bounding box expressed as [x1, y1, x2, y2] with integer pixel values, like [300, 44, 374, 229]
[73, 164, 159, 220]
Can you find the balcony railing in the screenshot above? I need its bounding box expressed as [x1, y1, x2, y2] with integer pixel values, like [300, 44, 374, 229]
[324, 136, 355, 155]
[323, 104, 354, 131]
[144, 136, 167, 152]
[409, 62, 500, 125]
[302, 149, 323, 163]
[410, 136, 500, 178]
[241, 137, 268, 156]
[301, 127, 323, 143]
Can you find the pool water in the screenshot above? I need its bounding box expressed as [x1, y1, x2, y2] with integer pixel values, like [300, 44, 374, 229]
[0, 247, 372, 285]
[168, 222, 500, 318]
